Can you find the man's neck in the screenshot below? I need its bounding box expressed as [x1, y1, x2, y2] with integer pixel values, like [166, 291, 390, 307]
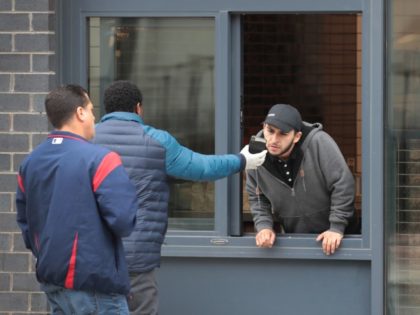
[57, 124, 87, 140]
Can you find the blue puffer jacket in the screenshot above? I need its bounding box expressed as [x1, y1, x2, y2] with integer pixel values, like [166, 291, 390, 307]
[94, 112, 245, 272]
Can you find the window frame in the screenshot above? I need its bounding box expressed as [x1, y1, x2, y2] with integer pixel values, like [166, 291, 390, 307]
[59, 0, 383, 263]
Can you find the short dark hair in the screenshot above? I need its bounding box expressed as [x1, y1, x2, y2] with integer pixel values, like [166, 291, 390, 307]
[103, 80, 143, 114]
[45, 84, 89, 128]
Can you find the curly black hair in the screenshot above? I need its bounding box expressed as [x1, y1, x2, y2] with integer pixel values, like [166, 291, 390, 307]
[103, 80, 143, 114]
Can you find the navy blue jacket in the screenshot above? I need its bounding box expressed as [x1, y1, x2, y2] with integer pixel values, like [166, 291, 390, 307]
[94, 112, 245, 272]
[16, 131, 138, 295]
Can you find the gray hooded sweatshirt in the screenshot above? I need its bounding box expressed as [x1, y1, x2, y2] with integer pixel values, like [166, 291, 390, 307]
[246, 122, 355, 234]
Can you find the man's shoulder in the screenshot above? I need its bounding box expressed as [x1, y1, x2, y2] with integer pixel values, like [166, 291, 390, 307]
[143, 125, 177, 149]
[90, 141, 115, 156]
[302, 123, 331, 143]
[300, 124, 339, 152]
[73, 139, 113, 161]
[303, 128, 344, 161]
[310, 128, 335, 143]
[19, 138, 51, 169]
[95, 119, 143, 134]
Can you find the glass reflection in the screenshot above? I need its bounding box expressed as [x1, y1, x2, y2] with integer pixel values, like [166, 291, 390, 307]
[88, 17, 215, 230]
[386, 1, 420, 313]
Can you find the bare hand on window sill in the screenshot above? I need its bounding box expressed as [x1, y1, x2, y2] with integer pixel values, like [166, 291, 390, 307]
[255, 228, 276, 248]
[316, 230, 343, 255]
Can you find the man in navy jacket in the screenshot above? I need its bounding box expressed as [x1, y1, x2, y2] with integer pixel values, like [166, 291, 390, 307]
[16, 85, 138, 314]
[94, 80, 267, 315]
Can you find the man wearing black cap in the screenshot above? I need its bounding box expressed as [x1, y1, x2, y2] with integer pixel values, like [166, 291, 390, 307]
[245, 104, 356, 255]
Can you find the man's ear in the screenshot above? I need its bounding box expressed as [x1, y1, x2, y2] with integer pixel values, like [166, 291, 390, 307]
[75, 106, 85, 122]
[293, 131, 302, 143]
[136, 102, 143, 116]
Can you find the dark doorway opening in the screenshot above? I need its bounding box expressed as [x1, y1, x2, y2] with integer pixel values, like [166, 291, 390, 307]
[241, 14, 362, 233]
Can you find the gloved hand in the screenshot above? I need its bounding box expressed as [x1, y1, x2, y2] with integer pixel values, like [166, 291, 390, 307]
[240, 144, 267, 170]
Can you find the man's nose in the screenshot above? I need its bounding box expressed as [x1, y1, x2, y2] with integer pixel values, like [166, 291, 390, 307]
[273, 133, 282, 141]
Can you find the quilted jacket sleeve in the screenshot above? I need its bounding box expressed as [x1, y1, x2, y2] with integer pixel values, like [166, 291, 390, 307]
[150, 129, 244, 181]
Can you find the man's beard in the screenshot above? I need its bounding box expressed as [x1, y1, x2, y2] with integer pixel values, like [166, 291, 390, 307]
[272, 137, 295, 159]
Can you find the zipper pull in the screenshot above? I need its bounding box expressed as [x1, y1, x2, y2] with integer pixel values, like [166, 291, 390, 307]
[291, 188, 295, 197]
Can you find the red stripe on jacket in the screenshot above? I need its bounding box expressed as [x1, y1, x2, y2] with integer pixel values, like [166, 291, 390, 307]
[64, 232, 78, 289]
[17, 174, 25, 193]
[92, 152, 122, 192]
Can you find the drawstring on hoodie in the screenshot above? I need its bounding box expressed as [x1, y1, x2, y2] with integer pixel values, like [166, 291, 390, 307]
[256, 171, 262, 209]
[300, 169, 306, 192]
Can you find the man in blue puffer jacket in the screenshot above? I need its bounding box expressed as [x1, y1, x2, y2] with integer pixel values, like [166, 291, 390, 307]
[93, 80, 267, 315]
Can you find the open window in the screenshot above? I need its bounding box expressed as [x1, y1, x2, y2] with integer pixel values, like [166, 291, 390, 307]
[240, 14, 362, 234]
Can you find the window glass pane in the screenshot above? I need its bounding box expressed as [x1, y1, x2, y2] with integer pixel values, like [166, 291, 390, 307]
[242, 14, 362, 234]
[88, 17, 215, 230]
[386, 2, 420, 313]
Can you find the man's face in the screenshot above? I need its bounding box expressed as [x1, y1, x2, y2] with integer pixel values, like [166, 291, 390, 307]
[263, 123, 302, 159]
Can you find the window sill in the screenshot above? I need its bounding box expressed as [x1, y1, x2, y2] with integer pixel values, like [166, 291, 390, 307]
[162, 234, 371, 260]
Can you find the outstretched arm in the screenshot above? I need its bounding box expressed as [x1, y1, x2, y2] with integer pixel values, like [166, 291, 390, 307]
[156, 129, 266, 180]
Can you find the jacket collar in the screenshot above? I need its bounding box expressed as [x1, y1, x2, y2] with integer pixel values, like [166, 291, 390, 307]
[100, 112, 144, 124]
[48, 130, 88, 142]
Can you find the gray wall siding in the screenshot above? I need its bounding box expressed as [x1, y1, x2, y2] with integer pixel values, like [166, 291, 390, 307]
[0, 0, 55, 313]
[158, 257, 371, 315]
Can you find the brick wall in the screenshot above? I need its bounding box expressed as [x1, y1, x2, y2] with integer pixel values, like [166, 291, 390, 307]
[0, 0, 55, 314]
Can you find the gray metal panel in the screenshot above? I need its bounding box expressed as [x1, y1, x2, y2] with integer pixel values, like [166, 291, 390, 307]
[61, 1, 89, 87]
[79, 14, 88, 87]
[162, 235, 370, 260]
[363, 0, 384, 313]
[158, 257, 371, 315]
[72, 0, 363, 13]
[229, 15, 243, 236]
[60, 0, 75, 84]
[214, 12, 230, 236]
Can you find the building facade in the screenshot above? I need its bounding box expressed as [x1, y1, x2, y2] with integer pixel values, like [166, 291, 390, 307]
[0, 0, 54, 313]
[0, 0, 418, 314]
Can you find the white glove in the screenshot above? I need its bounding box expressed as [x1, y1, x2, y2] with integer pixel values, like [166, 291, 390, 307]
[240, 144, 267, 170]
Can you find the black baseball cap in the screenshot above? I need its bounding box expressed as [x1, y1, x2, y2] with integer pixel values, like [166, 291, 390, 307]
[263, 104, 302, 132]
